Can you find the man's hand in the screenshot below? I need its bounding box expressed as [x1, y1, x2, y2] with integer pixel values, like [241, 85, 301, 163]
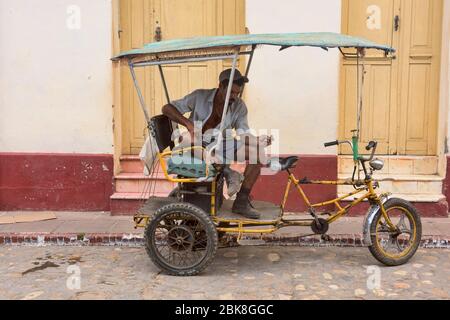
[162, 104, 196, 141]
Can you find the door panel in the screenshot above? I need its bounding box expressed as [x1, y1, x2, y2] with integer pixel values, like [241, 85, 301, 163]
[369, 64, 392, 147]
[161, 0, 213, 38]
[340, 0, 396, 155]
[345, 0, 395, 58]
[397, 0, 443, 155]
[340, 61, 392, 154]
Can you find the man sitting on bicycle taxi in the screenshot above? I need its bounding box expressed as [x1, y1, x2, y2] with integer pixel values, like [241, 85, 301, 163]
[162, 69, 272, 219]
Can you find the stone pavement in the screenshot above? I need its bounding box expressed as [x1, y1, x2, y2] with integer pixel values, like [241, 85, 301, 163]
[0, 211, 449, 247]
[0, 246, 449, 300]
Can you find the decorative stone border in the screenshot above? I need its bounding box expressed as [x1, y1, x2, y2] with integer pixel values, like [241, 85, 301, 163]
[0, 232, 449, 249]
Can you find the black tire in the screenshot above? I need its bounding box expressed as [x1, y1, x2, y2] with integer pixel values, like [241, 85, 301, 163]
[144, 202, 218, 276]
[368, 198, 422, 266]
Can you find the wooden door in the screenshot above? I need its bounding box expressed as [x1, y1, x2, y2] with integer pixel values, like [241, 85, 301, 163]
[397, 0, 443, 155]
[339, 0, 443, 156]
[119, 0, 245, 154]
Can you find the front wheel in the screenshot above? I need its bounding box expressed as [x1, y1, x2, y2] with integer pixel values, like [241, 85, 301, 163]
[144, 202, 218, 276]
[368, 198, 422, 266]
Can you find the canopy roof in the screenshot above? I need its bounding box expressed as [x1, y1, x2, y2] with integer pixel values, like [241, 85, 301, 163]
[113, 32, 395, 60]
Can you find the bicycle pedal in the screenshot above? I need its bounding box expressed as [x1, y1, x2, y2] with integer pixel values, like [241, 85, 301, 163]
[237, 239, 266, 246]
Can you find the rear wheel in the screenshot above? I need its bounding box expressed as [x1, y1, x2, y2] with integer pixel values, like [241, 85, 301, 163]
[144, 202, 218, 276]
[368, 198, 422, 266]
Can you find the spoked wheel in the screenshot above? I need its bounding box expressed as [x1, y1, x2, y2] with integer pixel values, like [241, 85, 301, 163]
[144, 202, 218, 276]
[368, 198, 422, 266]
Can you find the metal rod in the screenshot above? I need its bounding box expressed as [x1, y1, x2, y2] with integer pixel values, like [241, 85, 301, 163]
[132, 50, 254, 68]
[357, 52, 360, 134]
[239, 51, 254, 56]
[339, 47, 358, 58]
[133, 54, 237, 68]
[128, 60, 151, 124]
[356, 49, 365, 137]
[239, 45, 256, 98]
[205, 51, 239, 160]
[158, 65, 171, 104]
[219, 52, 239, 135]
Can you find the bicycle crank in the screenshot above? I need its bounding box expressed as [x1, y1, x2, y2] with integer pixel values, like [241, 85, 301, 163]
[311, 218, 329, 235]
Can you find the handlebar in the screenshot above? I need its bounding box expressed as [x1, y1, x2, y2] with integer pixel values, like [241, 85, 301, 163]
[324, 138, 378, 180]
[365, 141, 377, 151]
[323, 139, 378, 162]
[324, 140, 339, 147]
[359, 141, 378, 162]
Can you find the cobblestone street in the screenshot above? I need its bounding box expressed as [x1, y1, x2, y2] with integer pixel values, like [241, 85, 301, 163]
[1, 246, 449, 300]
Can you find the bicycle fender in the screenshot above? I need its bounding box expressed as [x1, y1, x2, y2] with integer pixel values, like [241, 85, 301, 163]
[362, 194, 392, 246]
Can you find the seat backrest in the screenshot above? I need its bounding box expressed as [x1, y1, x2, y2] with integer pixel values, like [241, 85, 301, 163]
[149, 115, 175, 152]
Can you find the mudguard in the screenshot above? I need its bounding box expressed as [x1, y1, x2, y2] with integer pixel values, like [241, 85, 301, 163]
[362, 193, 392, 246]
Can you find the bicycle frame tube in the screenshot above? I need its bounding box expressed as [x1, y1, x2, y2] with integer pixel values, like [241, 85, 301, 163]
[280, 172, 379, 225]
[352, 134, 359, 161]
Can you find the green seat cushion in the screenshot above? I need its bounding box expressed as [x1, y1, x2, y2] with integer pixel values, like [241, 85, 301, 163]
[167, 154, 216, 178]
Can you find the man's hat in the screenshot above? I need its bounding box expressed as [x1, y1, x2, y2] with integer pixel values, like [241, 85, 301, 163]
[219, 68, 249, 84]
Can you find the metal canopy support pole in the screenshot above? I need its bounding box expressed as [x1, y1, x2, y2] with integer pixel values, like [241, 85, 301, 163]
[356, 48, 366, 137]
[158, 64, 178, 134]
[206, 50, 239, 160]
[219, 51, 239, 135]
[239, 45, 256, 98]
[128, 60, 151, 124]
[354, 48, 366, 179]
[158, 65, 171, 104]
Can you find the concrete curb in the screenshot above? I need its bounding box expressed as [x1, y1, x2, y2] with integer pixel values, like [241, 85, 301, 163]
[0, 232, 449, 249]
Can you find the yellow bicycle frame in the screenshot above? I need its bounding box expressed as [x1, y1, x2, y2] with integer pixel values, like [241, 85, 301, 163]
[215, 171, 396, 234]
[135, 153, 396, 234]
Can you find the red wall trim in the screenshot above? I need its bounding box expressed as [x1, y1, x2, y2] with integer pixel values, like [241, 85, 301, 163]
[0, 153, 114, 211]
[444, 156, 450, 208]
[251, 155, 338, 212]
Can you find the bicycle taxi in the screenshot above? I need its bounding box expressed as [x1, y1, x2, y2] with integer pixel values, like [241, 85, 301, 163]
[113, 33, 422, 276]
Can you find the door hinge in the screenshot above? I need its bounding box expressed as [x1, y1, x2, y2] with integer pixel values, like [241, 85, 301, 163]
[118, 28, 123, 39]
[394, 15, 400, 32]
[154, 26, 162, 42]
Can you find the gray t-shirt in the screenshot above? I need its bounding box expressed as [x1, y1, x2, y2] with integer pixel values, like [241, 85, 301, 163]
[171, 88, 250, 143]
